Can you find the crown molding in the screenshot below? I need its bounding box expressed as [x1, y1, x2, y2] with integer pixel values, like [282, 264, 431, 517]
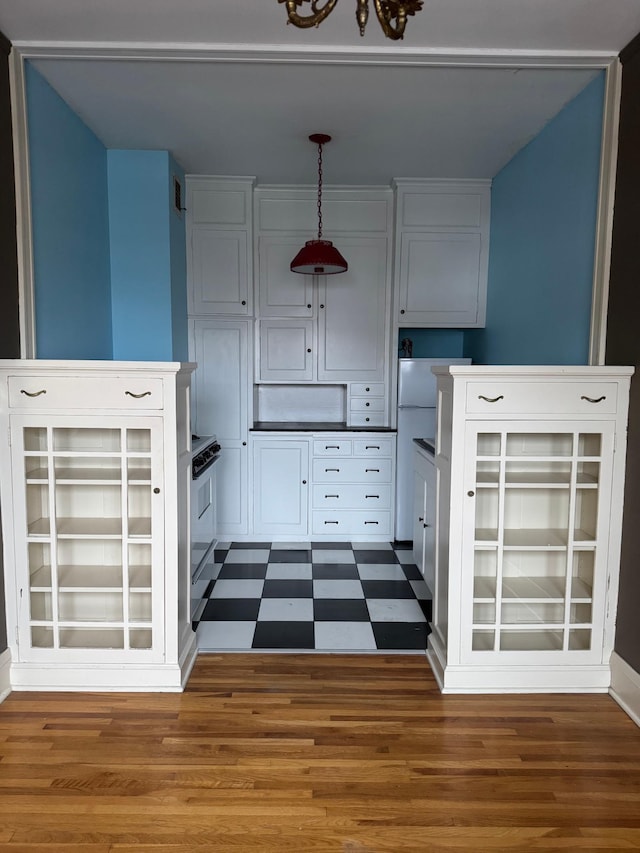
[10, 40, 619, 70]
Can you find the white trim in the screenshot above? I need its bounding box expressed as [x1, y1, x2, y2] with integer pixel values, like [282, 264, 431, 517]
[589, 58, 622, 366]
[0, 647, 11, 703]
[610, 651, 640, 728]
[9, 47, 36, 358]
[11, 41, 619, 69]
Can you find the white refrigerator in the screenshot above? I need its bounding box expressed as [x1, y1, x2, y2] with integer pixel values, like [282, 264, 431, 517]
[395, 357, 471, 541]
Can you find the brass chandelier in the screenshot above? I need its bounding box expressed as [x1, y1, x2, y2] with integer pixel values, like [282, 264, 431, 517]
[278, 0, 424, 40]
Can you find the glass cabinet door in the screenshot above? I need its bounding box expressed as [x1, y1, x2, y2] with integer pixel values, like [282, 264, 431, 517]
[463, 422, 614, 661]
[14, 417, 164, 659]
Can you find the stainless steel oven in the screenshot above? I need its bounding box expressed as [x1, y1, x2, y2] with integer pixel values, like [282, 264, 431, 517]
[191, 435, 220, 582]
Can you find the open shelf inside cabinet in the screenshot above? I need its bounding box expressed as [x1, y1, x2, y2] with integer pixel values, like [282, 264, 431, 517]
[19, 423, 156, 653]
[469, 428, 603, 657]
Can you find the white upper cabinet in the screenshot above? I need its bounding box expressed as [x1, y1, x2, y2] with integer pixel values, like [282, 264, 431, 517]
[317, 236, 389, 382]
[393, 179, 491, 327]
[187, 177, 255, 315]
[254, 188, 393, 387]
[257, 236, 314, 317]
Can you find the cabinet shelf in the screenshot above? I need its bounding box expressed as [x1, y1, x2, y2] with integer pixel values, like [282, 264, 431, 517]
[473, 576, 592, 601]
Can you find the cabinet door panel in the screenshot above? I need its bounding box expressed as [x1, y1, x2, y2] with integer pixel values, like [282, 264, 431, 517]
[399, 232, 482, 325]
[192, 320, 248, 441]
[253, 440, 309, 536]
[192, 320, 250, 536]
[258, 319, 314, 382]
[258, 237, 314, 317]
[215, 445, 248, 536]
[317, 238, 388, 382]
[190, 228, 249, 315]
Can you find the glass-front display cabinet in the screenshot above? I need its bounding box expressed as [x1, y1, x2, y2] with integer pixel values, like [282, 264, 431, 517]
[428, 366, 633, 693]
[0, 361, 195, 692]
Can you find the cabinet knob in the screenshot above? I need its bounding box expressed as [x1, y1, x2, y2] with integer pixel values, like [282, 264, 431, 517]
[153, 487, 160, 494]
[418, 516, 424, 522]
[423, 522, 429, 528]
[320, 304, 325, 309]
[302, 480, 307, 485]
[242, 441, 247, 446]
[241, 300, 247, 306]
[365, 402, 370, 407]
[467, 490, 475, 497]
[307, 348, 311, 353]
[365, 387, 370, 392]
[307, 304, 312, 309]
[365, 417, 370, 422]
[400, 309, 405, 315]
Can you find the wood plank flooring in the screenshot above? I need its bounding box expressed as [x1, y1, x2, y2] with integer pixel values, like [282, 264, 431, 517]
[1, 653, 640, 851]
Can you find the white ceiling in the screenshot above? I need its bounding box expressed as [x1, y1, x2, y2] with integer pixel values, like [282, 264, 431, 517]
[1, 0, 640, 184]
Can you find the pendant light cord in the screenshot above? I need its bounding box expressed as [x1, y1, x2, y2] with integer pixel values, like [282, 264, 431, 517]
[316, 140, 324, 240]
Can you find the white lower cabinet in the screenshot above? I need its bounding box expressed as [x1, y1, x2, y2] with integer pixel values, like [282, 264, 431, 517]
[413, 445, 436, 595]
[0, 360, 196, 692]
[249, 432, 395, 541]
[428, 366, 633, 694]
[252, 439, 309, 537]
[191, 318, 250, 538]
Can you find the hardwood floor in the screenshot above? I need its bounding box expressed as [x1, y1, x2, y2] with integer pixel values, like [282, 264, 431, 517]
[1, 653, 640, 851]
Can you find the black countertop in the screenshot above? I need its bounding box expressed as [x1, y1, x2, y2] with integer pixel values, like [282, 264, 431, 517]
[252, 421, 396, 432]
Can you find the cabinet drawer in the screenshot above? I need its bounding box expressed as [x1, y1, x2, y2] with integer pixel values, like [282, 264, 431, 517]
[312, 458, 392, 483]
[312, 439, 352, 456]
[353, 438, 393, 457]
[8, 376, 164, 410]
[349, 413, 386, 427]
[465, 382, 618, 416]
[312, 483, 392, 509]
[350, 383, 385, 397]
[350, 397, 385, 412]
[312, 510, 391, 536]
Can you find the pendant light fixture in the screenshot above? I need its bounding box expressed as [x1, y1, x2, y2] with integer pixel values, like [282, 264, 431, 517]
[290, 134, 348, 275]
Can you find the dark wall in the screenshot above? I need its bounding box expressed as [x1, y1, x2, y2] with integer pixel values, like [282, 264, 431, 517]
[606, 33, 640, 672]
[0, 29, 20, 655]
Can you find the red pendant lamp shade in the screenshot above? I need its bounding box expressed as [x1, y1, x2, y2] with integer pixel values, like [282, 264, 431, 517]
[291, 134, 348, 275]
[290, 239, 348, 275]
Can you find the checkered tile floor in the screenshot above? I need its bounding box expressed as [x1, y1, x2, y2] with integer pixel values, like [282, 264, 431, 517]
[192, 541, 432, 652]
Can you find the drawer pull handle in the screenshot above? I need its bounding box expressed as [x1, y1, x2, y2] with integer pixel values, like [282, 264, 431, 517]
[324, 520, 339, 525]
[325, 494, 339, 499]
[366, 445, 380, 450]
[366, 468, 380, 473]
[478, 395, 504, 403]
[365, 520, 379, 525]
[325, 468, 340, 472]
[581, 395, 606, 403]
[125, 390, 152, 399]
[20, 389, 46, 397]
[325, 445, 340, 449]
[365, 495, 380, 499]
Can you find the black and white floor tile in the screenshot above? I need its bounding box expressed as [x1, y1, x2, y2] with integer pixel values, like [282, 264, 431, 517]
[191, 541, 432, 653]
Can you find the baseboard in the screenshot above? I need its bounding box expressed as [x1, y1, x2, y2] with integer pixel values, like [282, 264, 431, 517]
[0, 647, 11, 703]
[609, 651, 640, 727]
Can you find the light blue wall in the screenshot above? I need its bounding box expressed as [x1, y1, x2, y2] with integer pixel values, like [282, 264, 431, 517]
[465, 72, 605, 365]
[26, 62, 112, 359]
[108, 150, 175, 360]
[398, 329, 466, 358]
[168, 156, 188, 362]
[26, 64, 187, 362]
